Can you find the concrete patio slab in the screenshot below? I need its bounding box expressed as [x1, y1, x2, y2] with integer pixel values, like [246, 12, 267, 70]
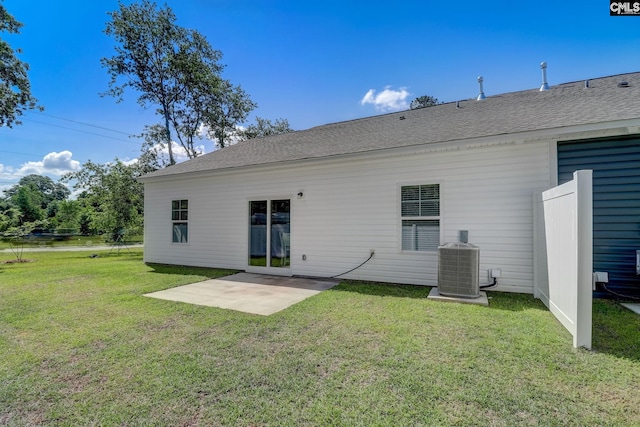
[144, 272, 340, 315]
[427, 287, 489, 306]
[621, 303, 640, 316]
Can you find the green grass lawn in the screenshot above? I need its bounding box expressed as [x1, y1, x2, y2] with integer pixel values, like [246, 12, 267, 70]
[1, 250, 639, 426]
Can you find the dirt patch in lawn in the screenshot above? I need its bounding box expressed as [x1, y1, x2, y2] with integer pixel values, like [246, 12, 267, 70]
[1, 258, 35, 264]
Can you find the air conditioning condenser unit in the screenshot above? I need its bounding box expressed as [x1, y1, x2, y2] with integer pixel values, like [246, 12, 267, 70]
[438, 242, 480, 298]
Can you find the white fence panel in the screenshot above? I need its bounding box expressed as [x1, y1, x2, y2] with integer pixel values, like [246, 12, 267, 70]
[534, 170, 592, 349]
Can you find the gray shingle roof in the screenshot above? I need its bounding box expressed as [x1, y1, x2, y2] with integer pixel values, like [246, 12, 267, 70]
[141, 71, 640, 180]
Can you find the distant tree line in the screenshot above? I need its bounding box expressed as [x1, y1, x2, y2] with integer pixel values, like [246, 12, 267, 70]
[0, 175, 72, 234]
[0, 164, 144, 242]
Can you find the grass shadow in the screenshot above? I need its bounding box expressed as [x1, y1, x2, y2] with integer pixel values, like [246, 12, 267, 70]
[99, 252, 144, 259]
[58, 251, 144, 261]
[146, 263, 237, 280]
[332, 280, 431, 299]
[592, 299, 640, 362]
[333, 280, 549, 312]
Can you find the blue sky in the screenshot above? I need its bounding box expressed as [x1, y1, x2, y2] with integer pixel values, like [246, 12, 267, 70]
[1, 0, 639, 193]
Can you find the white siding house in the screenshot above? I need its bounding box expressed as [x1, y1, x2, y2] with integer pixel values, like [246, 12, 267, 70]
[140, 72, 640, 294]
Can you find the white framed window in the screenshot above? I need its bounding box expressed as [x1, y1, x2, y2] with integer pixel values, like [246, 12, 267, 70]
[401, 184, 440, 251]
[171, 199, 188, 243]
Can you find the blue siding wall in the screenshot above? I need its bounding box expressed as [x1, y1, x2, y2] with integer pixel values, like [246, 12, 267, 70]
[558, 136, 640, 297]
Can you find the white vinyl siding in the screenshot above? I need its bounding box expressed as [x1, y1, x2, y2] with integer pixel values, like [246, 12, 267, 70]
[401, 184, 440, 251]
[143, 140, 551, 293]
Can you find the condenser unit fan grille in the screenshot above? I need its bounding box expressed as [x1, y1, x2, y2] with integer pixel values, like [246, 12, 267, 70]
[438, 242, 480, 298]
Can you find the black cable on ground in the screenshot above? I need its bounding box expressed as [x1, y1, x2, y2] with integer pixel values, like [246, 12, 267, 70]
[331, 252, 374, 278]
[601, 283, 640, 301]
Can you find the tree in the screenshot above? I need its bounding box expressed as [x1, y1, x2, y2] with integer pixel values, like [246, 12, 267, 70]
[201, 80, 255, 148]
[1, 175, 69, 231]
[62, 160, 143, 241]
[0, 3, 41, 126]
[102, 0, 255, 163]
[167, 35, 256, 150]
[137, 124, 171, 174]
[12, 183, 43, 224]
[0, 200, 20, 232]
[239, 117, 294, 141]
[4, 174, 70, 208]
[102, 0, 182, 165]
[410, 95, 440, 110]
[3, 224, 32, 262]
[52, 200, 81, 232]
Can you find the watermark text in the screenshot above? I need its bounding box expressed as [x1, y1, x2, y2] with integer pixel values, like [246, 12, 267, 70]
[610, 1, 640, 15]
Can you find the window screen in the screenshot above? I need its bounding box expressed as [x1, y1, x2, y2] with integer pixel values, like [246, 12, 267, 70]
[401, 184, 439, 251]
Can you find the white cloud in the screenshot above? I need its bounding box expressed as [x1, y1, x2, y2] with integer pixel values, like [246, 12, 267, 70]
[128, 141, 206, 167]
[17, 150, 80, 176]
[360, 86, 411, 112]
[0, 166, 18, 191]
[361, 89, 376, 105]
[43, 151, 79, 171]
[161, 141, 204, 162]
[0, 151, 80, 196]
[197, 123, 209, 139]
[0, 183, 12, 197]
[198, 123, 245, 149]
[0, 164, 19, 184]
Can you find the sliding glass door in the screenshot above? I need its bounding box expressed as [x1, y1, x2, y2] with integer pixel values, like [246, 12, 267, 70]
[249, 199, 290, 268]
[249, 201, 268, 267]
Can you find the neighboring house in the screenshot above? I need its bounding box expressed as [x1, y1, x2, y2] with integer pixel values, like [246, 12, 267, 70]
[139, 71, 640, 297]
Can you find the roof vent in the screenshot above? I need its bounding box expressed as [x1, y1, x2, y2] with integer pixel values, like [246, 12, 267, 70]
[456, 100, 461, 109]
[476, 76, 486, 101]
[539, 61, 549, 91]
[618, 81, 630, 88]
[584, 80, 590, 89]
[399, 115, 406, 120]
